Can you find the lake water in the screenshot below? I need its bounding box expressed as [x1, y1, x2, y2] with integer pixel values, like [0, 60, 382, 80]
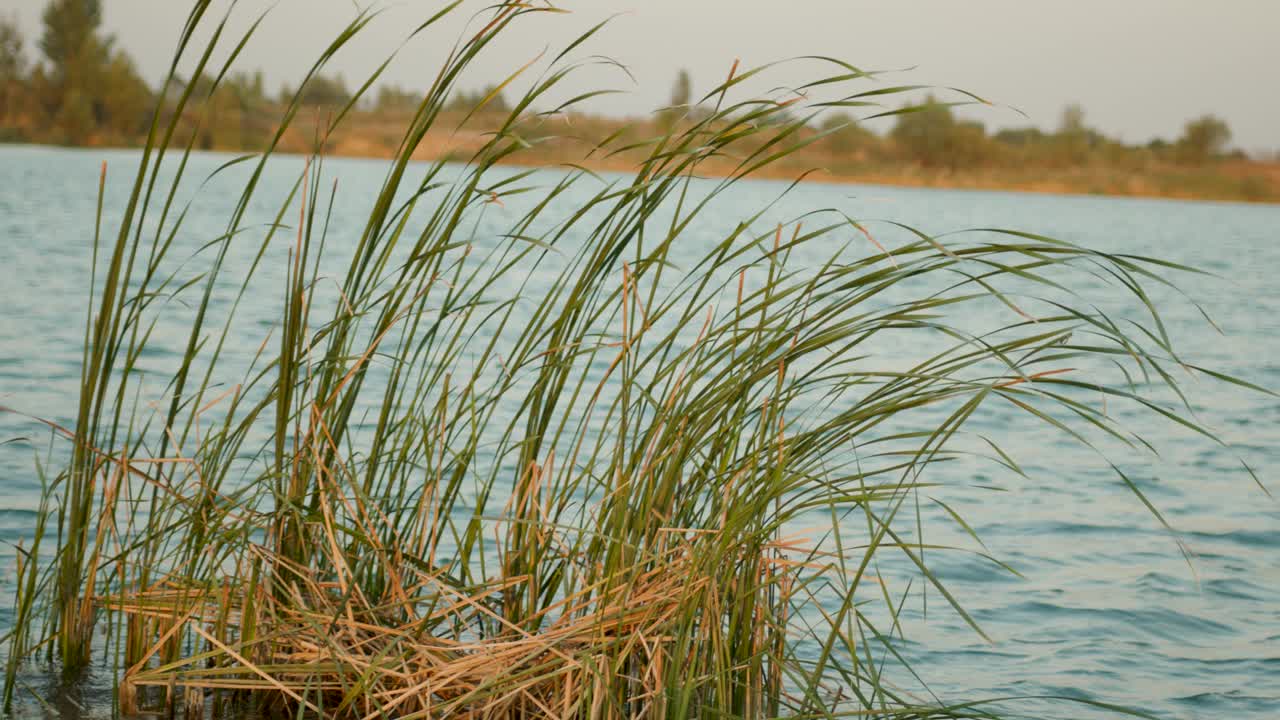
[0, 144, 1277, 719]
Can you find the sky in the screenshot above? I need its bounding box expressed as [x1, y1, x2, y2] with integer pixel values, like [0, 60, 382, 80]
[6, 0, 1279, 151]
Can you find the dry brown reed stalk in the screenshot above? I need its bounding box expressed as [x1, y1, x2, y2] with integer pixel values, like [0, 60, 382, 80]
[102, 523, 801, 719]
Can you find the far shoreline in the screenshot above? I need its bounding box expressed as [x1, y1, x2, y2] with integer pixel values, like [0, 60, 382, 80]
[4, 138, 1278, 208]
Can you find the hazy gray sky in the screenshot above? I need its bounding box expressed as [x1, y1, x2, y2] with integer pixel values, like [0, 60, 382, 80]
[7, 1, 1279, 150]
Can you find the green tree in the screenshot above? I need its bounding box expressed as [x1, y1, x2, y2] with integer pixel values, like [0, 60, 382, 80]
[670, 68, 692, 107]
[890, 95, 997, 170]
[297, 73, 350, 107]
[1054, 103, 1094, 164]
[37, 0, 138, 143]
[55, 85, 94, 141]
[377, 84, 420, 113]
[39, 0, 100, 70]
[0, 15, 23, 81]
[206, 85, 245, 149]
[483, 84, 509, 113]
[224, 73, 275, 148]
[0, 14, 26, 121]
[994, 127, 1047, 147]
[1177, 114, 1231, 163]
[819, 112, 873, 155]
[39, 0, 108, 91]
[890, 95, 955, 167]
[98, 49, 149, 139]
[225, 70, 267, 107]
[658, 68, 693, 130]
[444, 84, 508, 114]
[1059, 103, 1086, 135]
[181, 72, 266, 150]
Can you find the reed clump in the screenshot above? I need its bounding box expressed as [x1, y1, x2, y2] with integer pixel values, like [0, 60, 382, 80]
[0, 2, 1265, 718]
[106, 534, 790, 718]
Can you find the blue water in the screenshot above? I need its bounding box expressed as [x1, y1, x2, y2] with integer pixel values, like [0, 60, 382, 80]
[0, 144, 1277, 718]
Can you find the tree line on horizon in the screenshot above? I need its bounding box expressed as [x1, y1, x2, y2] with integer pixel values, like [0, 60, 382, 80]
[0, 1, 1259, 173]
[0, 1, 511, 151]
